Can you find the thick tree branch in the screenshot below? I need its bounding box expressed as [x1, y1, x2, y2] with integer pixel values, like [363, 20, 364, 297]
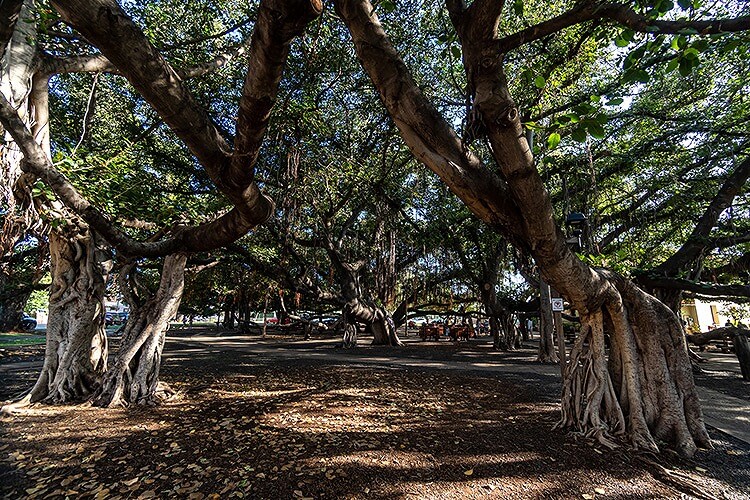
[655, 157, 750, 274]
[707, 252, 750, 277]
[45, 0, 321, 254]
[636, 273, 750, 298]
[497, 2, 750, 52]
[711, 231, 750, 250]
[686, 327, 750, 346]
[49, 0, 319, 237]
[231, 0, 323, 188]
[0, 0, 23, 61]
[0, 94, 264, 257]
[334, 0, 527, 244]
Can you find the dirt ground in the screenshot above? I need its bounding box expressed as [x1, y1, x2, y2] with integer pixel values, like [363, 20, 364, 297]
[1, 330, 749, 499]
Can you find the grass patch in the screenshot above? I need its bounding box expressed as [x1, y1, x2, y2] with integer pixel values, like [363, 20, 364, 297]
[0, 332, 46, 348]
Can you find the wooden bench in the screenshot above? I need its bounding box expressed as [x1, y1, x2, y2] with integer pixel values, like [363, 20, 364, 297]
[419, 325, 443, 341]
[448, 325, 475, 341]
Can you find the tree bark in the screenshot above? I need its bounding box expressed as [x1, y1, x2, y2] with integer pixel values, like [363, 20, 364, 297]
[735, 333, 750, 381]
[328, 246, 402, 347]
[94, 253, 187, 407]
[537, 279, 559, 363]
[337, 0, 709, 456]
[20, 228, 111, 405]
[1, 0, 42, 257]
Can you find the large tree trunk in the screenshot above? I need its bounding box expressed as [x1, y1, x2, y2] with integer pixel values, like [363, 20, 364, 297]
[557, 272, 710, 456]
[498, 308, 520, 350]
[0, 286, 31, 331]
[0, 0, 42, 256]
[652, 288, 683, 316]
[735, 333, 750, 381]
[335, 0, 709, 456]
[331, 252, 402, 347]
[12, 228, 112, 405]
[537, 279, 559, 364]
[347, 298, 401, 346]
[94, 253, 187, 408]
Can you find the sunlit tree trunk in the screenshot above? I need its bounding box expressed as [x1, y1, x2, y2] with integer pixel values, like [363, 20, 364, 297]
[537, 278, 559, 363]
[337, 0, 709, 455]
[23, 228, 111, 404]
[94, 254, 187, 407]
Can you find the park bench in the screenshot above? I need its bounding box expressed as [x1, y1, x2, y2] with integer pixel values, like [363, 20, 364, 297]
[448, 325, 475, 341]
[419, 325, 443, 341]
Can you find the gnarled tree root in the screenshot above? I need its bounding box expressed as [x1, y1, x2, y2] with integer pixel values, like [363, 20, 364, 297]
[557, 271, 710, 457]
[93, 254, 186, 408]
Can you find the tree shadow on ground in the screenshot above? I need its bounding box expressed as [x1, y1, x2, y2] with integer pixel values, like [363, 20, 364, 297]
[1, 346, 748, 499]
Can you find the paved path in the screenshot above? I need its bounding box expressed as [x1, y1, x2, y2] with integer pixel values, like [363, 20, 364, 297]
[165, 333, 750, 445]
[3, 333, 748, 445]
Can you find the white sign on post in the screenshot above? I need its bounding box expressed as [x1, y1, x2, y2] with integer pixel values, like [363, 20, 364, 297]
[551, 298, 564, 312]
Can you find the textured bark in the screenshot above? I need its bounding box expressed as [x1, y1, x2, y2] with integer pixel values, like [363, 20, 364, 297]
[341, 304, 358, 349]
[497, 308, 520, 350]
[20, 229, 111, 405]
[94, 254, 187, 407]
[537, 279, 559, 363]
[556, 271, 710, 456]
[685, 326, 747, 347]
[0, 0, 42, 256]
[735, 334, 750, 381]
[48, 0, 323, 255]
[328, 246, 402, 347]
[0, 287, 31, 332]
[0, 0, 23, 61]
[338, 0, 710, 456]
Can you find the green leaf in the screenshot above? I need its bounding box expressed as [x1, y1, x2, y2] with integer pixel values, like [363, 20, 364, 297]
[547, 132, 561, 150]
[682, 47, 699, 60]
[677, 0, 692, 8]
[451, 45, 461, 58]
[691, 40, 709, 52]
[657, 0, 674, 13]
[380, 0, 396, 13]
[678, 58, 693, 76]
[573, 103, 594, 115]
[571, 127, 587, 143]
[587, 121, 605, 139]
[513, 0, 524, 16]
[606, 97, 624, 106]
[533, 75, 546, 88]
[615, 36, 630, 47]
[665, 58, 679, 72]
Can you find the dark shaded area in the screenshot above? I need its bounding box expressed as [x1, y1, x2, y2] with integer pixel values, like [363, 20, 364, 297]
[1, 333, 748, 499]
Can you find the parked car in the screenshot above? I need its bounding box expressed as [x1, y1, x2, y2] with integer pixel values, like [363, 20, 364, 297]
[21, 314, 37, 332]
[105, 312, 120, 326]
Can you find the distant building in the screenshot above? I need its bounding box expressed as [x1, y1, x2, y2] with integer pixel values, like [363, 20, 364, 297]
[681, 298, 750, 333]
[105, 296, 129, 313]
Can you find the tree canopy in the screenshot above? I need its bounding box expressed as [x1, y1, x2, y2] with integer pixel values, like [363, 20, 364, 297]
[1, 0, 748, 457]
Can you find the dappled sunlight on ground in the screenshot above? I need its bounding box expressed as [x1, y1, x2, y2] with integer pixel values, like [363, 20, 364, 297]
[2, 339, 749, 499]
